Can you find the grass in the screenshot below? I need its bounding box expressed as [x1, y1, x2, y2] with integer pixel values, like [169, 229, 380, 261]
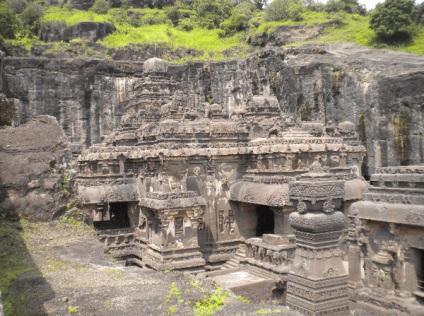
[256, 308, 281, 315]
[0, 219, 39, 315]
[68, 306, 78, 313]
[237, 294, 250, 303]
[193, 286, 228, 316]
[44, 6, 113, 26]
[320, 14, 375, 47]
[6, 5, 424, 59]
[99, 24, 245, 57]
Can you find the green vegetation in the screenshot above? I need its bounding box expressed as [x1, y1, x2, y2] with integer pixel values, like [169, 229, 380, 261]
[68, 306, 78, 313]
[264, 0, 303, 22]
[164, 282, 181, 303]
[193, 286, 228, 316]
[1, 0, 424, 61]
[255, 308, 281, 314]
[0, 219, 38, 315]
[237, 294, 250, 303]
[370, 0, 417, 42]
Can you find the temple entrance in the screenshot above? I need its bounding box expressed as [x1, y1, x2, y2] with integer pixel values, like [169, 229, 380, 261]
[413, 248, 424, 300]
[256, 205, 274, 237]
[109, 202, 130, 228]
[94, 202, 130, 229]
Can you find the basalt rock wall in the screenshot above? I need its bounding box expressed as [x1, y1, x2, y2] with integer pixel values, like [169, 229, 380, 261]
[1, 43, 424, 176]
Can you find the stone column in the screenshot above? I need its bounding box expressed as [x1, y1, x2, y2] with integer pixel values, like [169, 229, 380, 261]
[286, 162, 349, 315]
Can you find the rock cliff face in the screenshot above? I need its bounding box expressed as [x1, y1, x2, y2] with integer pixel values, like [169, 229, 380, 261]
[1, 43, 423, 177]
[0, 116, 73, 220]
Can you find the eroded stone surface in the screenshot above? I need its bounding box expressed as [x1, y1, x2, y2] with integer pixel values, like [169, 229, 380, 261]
[0, 115, 73, 220]
[2, 44, 424, 176]
[348, 165, 424, 315]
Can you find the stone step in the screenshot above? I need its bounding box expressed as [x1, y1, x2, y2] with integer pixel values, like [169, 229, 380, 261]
[246, 266, 275, 280]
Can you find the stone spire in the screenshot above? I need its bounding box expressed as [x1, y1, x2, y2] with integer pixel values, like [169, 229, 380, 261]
[286, 163, 349, 315]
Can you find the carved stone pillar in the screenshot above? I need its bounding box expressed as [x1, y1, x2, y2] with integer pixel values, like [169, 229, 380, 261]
[286, 162, 349, 315]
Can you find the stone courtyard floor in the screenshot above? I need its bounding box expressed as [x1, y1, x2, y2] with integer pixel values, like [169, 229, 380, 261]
[0, 217, 293, 315]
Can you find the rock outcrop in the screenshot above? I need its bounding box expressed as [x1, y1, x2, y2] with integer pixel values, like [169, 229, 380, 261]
[0, 116, 73, 220]
[62, 22, 116, 43]
[1, 43, 424, 177]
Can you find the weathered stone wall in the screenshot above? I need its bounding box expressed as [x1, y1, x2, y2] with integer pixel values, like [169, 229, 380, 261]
[0, 116, 73, 220]
[1, 44, 424, 176]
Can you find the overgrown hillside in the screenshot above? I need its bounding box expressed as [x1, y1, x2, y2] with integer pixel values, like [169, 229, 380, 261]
[1, 0, 423, 61]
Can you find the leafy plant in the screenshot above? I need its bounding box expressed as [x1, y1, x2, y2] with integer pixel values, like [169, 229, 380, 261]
[68, 306, 78, 313]
[237, 295, 250, 303]
[92, 0, 111, 15]
[21, 2, 45, 34]
[264, 0, 303, 22]
[370, 0, 417, 42]
[193, 0, 232, 29]
[0, 2, 22, 39]
[193, 286, 228, 316]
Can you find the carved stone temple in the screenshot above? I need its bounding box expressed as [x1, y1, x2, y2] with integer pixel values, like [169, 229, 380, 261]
[77, 58, 424, 314]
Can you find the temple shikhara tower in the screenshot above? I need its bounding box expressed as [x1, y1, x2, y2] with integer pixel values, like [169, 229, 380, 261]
[76, 58, 424, 314]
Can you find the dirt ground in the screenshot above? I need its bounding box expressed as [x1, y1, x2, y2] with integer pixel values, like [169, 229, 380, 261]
[0, 217, 292, 316]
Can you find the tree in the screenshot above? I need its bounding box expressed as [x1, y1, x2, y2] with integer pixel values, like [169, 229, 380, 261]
[264, 0, 303, 22]
[0, 2, 21, 39]
[325, 0, 365, 15]
[21, 2, 44, 35]
[416, 2, 424, 24]
[92, 0, 111, 14]
[370, 0, 417, 41]
[193, 0, 233, 29]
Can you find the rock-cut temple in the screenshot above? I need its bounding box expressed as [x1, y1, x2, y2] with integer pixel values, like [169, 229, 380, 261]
[77, 58, 424, 315]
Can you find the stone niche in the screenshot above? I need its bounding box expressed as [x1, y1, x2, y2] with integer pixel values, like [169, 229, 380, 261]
[136, 191, 206, 270]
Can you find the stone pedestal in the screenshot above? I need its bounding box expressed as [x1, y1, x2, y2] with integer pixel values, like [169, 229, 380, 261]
[286, 163, 349, 316]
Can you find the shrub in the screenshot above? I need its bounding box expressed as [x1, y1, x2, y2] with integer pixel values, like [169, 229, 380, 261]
[264, 0, 302, 22]
[6, 0, 27, 14]
[325, 0, 366, 15]
[112, 8, 129, 24]
[140, 10, 169, 25]
[219, 13, 248, 37]
[92, 0, 111, 14]
[234, 1, 255, 17]
[39, 20, 67, 40]
[166, 7, 182, 26]
[177, 18, 195, 31]
[193, 0, 233, 29]
[416, 2, 424, 24]
[0, 3, 21, 39]
[370, 0, 417, 41]
[21, 2, 44, 34]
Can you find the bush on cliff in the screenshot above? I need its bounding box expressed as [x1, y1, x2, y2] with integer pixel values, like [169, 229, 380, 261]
[193, 0, 232, 29]
[264, 0, 303, 22]
[21, 2, 44, 34]
[0, 2, 21, 39]
[370, 0, 417, 42]
[92, 0, 111, 14]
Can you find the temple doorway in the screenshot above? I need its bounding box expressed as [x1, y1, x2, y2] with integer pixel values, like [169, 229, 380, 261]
[256, 205, 274, 237]
[94, 202, 131, 230]
[413, 248, 424, 299]
[109, 202, 130, 228]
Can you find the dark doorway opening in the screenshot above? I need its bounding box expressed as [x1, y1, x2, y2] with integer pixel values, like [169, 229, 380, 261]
[256, 205, 274, 237]
[94, 202, 130, 230]
[413, 248, 424, 301]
